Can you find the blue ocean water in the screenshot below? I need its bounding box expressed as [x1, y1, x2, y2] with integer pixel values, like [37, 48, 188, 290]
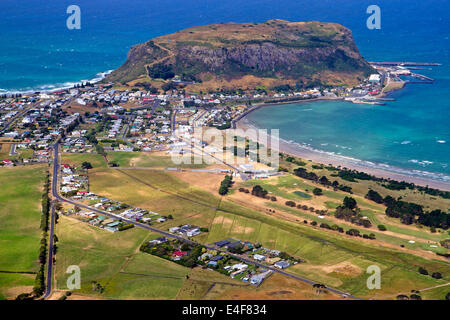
[0, 0, 449, 177]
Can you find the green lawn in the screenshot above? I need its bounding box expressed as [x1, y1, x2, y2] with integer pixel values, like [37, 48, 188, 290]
[61, 153, 107, 168]
[107, 151, 209, 169]
[54, 214, 192, 299]
[0, 165, 46, 299]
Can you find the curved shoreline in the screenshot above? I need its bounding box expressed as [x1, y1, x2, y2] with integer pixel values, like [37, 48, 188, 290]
[236, 107, 450, 192]
[0, 70, 113, 95]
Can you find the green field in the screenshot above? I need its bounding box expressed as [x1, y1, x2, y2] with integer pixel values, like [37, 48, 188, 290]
[206, 206, 449, 299]
[85, 167, 450, 299]
[89, 168, 219, 230]
[54, 215, 192, 299]
[62, 151, 210, 170]
[107, 151, 209, 169]
[0, 165, 46, 299]
[240, 174, 449, 254]
[61, 153, 107, 168]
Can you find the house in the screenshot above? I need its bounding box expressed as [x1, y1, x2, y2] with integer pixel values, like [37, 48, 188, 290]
[253, 254, 266, 262]
[250, 270, 272, 285]
[369, 74, 381, 83]
[210, 255, 224, 262]
[149, 237, 168, 245]
[226, 241, 242, 249]
[199, 253, 213, 260]
[2, 160, 14, 167]
[231, 263, 248, 270]
[269, 250, 281, 256]
[274, 261, 290, 269]
[266, 257, 281, 264]
[173, 251, 187, 258]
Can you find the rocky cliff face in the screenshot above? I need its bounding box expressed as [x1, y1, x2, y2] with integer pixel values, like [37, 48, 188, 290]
[107, 19, 373, 87]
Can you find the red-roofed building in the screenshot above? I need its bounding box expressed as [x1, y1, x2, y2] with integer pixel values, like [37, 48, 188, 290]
[3, 160, 13, 166]
[173, 251, 187, 257]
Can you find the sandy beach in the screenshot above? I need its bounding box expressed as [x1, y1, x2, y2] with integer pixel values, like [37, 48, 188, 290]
[236, 111, 450, 191]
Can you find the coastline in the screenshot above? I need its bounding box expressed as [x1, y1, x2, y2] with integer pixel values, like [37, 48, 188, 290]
[236, 111, 450, 192]
[0, 70, 113, 95]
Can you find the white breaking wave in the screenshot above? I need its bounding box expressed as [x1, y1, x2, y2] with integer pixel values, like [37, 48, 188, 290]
[1, 69, 113, 95]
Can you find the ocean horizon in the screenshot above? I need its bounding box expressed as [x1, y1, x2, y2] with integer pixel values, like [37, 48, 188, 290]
[1, 0, 449, 181]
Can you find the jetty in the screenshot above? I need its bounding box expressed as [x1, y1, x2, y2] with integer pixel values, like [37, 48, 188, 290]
[410, 73, 434, 82]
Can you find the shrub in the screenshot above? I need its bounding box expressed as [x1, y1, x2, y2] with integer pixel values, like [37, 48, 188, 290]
[418, 267, 428, 275]
[285, 201, 296, 207]
[313, 188, 323, 196]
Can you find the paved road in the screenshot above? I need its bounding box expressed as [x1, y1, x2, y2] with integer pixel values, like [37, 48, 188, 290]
[49, 142, 363, 300]
[0, 104, 36, 134]
[9, 143, 18, 156]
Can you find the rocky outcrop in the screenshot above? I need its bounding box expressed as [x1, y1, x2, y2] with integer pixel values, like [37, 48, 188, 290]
[107, 19, 373, 86]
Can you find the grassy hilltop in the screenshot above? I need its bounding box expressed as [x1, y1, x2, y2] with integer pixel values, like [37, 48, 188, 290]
[107, 19, 374, 90]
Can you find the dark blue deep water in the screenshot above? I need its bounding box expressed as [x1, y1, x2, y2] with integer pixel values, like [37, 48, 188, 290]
[1, 0, 449, 178]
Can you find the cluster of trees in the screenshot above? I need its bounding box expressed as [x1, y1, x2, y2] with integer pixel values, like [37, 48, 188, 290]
[284, 156, 306, 166]
[418, 267, 443, 279]
[365, 189, 450, 229]
[141, 240, 203, 268]
[33, 174, 51, 297]
[292, 168, 353, 194]
[293, 167, 319, 181]
[218, 175, 233, 195]
[365, 189, 384, 204]
[251, 185, 268, 198]
[318, 222, 376, 239]
[335, 168, 379, 182]
[319, 223, 344, 233]
[285, 201, 328, 216]
[382, 179, 450, 200]
[134, 82, 159, 94]
[335, 197, 372, 228]
[386, 197, 449, 229]
[147, 63, 175, 80]
[250, 185, 276, 201]
[161, 81, 179, 92]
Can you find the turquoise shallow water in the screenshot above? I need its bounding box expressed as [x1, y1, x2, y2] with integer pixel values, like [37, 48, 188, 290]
[0, 0, 449, 179]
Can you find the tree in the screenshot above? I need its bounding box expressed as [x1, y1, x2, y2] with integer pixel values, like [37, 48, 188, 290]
[366, 189, 383, 204]
[313, 188, 323, 196]
[251, 185, 268, 198]
[343, 196, 357, 210]
[285, 201, 296, 207]
[81, 161, 93, 170]
[431, 272, 442, 279]
[418, 267, 428, 275]
[377, 224, 387, 231]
